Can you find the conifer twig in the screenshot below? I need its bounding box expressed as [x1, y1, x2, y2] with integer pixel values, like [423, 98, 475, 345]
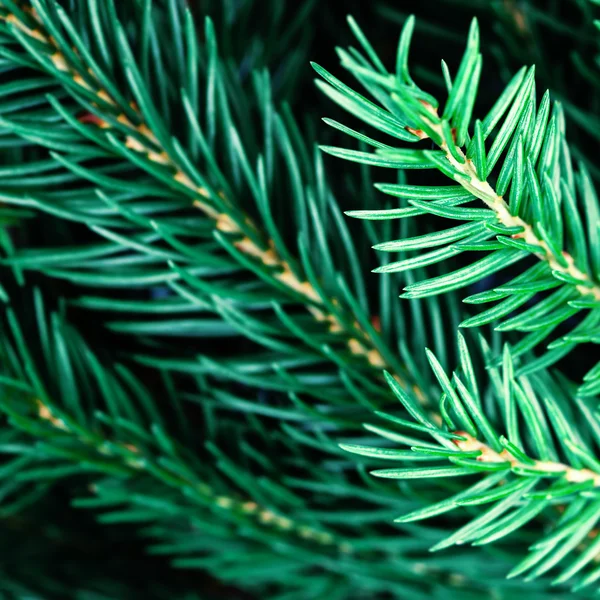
[32, 396, 353, 552]
[0, 2, 395, 376]
[419, 102, 600, 302]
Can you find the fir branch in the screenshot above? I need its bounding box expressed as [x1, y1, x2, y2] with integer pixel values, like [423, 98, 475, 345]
[452, 432, 600, 487]
[4, 4, 598, 596]
[0, 0, 401, 383]
[342, 331, 600, 590]
[315, 15, 600, 376]
[316, 15, 600, 588]
[29, 397, 351, 553]
[0, 288, 350, 555]
[0, 292, 517, 599]
[0, 292, 356, 558]
[413, 99, 600, 303]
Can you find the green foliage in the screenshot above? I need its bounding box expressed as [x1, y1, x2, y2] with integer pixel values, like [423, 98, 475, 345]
[315, 14, 600, 383]
[0, 2, 475, 597]
[0, 288, 539, 598]
[311, 10, 600, 596]
[1, 0, 600, 598]
[343, 333, 600, 590]
[0, 0, 405, 404]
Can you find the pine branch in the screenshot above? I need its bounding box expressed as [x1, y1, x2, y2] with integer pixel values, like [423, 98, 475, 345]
[31, 400, 350, 552]
[0, 294, 356, 562]
[315, 15, 600, 380]
[412, 98, 600, 303]
[4, 3, 597, 596]
[0, 0, 410, 391]
[0, 3, 464, 482]
[0, 290, 522, 599]
[341, 329, 600, 590]
[308, 14, 600, 591]
[0, 289, 350, 556]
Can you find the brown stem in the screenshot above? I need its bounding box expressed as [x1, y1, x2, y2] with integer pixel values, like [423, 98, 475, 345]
[455, 431, 600, 563]
[454, 431, 600, 486]
[421, 104, 600, 302]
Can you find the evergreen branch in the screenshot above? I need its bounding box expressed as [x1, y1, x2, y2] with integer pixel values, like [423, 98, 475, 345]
[0, 3, 470, 446]
[2, 390, 548, 598]
[315, 15, 600, 376]
[452, 432, 600, 487]
[342, 332, 600, 591]
[321, 17, 600, 582]
[0, 291, 520, 598]
[0, 290, 350, 554]
[407, 100, 600, 303]
[0, 0, 403, 386]
[4, 11, 592, 588]
[4, 2, 600, 598]
[29, 398, 350, 553]
[0, 293, 364, 577]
